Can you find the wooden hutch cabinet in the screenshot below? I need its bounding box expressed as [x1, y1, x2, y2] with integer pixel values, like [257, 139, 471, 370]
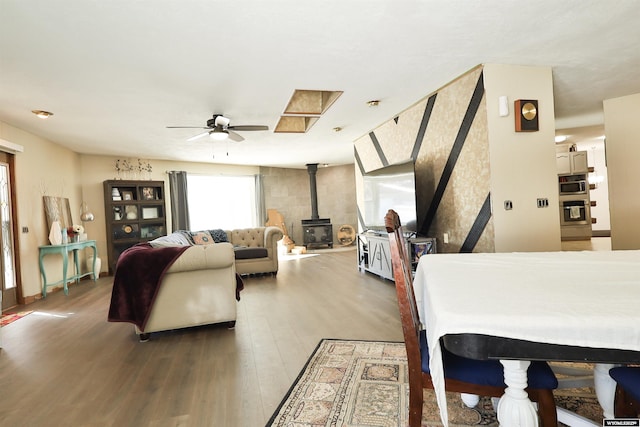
[103, 180, 167, 274]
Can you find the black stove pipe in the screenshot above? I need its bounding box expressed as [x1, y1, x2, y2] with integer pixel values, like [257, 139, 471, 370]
[306, 163, 319, 221]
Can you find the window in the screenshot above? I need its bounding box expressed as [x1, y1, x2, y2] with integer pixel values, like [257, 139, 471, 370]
[187, 174, 258, 230]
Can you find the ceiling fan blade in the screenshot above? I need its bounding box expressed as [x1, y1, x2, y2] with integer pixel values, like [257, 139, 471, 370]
[227, 130, 245, 142]
[228, 125, 269, 131]
[166, 126, 210, 129]
[187, 131, 210, 142]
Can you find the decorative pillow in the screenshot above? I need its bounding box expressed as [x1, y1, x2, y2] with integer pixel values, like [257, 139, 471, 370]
[175, 230, 195, 245]
[192, 230, 215, 245]
[209, 229, 229, 243]
[149, 232, 191, 248]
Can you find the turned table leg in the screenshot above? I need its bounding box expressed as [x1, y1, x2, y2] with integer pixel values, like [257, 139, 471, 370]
[497, 360, 539, 427]
[594, 363, 621, 419]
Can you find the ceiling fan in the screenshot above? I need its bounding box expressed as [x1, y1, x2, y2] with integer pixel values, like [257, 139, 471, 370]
[167, 114, 269, 142]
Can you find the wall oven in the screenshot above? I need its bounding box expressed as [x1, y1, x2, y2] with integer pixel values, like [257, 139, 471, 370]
[559, 199, 590, 226]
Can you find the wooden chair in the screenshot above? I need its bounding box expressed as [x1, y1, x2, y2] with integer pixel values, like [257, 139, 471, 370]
[610, 366, 640, 417]
[384, 209, 559, 427]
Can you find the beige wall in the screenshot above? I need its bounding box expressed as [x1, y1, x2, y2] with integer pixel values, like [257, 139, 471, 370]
[79, 155, 260, 275]
[0, 121, 83, 299]
[0, 120, 356, 302]
[484, 64, 561, 252]
[603, 92, 640, 250]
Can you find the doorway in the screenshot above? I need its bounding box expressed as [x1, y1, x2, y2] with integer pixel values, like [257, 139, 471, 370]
[0, 152, 18, 310]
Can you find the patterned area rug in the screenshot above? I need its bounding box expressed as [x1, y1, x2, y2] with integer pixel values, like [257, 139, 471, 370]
[0, 310, 33, 327]
[266, 339, 603, 427]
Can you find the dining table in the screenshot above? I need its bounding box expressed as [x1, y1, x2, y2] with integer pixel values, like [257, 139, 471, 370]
[412, 250, 640, 427]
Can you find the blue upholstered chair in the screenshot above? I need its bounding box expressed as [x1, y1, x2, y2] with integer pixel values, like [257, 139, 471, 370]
[384, 209, 558, 427]
[610, 366, 640, 417]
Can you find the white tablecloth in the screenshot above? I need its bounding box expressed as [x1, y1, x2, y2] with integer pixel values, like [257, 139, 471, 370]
[413, 250, 640, 426]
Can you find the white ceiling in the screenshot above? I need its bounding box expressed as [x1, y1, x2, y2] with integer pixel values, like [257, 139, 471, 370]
[1, 1, 639, 168]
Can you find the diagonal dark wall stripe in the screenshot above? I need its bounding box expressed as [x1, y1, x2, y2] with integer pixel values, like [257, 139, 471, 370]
[411, 94, 437, 161]
[354, 148, 365, 177]
[460, 193, 492, 253]
[419, 72, 485, 237]
[356, 205, 365, 230]
[369, 132, 389, 167]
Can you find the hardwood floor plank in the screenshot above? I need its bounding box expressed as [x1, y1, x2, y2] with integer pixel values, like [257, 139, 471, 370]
[0, 248, 403, 426]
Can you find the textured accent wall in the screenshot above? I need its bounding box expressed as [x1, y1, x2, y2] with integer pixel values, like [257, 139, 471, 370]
[354, 65, 495, 253]
[261, 164, 357, 246]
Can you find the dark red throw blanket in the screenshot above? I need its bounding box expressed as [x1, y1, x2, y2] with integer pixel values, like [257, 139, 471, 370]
[107, 243, 245, 331]
[108, 243, 189, 330]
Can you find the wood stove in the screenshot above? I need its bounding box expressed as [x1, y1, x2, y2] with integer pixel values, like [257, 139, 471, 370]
[302, 163, 333, 248]
[302, 219, 333, 248]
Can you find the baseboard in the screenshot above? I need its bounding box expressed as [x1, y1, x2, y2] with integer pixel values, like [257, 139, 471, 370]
[592, 230, 611, 237]
[19, 274, 106, 305]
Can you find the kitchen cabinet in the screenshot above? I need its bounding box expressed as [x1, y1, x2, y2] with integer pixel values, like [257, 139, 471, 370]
[557, 150, 592, 241]
[557, 151, 588, 175]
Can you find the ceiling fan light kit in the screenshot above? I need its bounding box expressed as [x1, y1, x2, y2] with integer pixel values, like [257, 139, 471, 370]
[168, 114, 268, 143]
[210, 128, 229, 141]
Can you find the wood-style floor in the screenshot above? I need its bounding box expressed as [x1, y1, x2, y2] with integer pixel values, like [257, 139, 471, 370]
[0, 247, 403, 427]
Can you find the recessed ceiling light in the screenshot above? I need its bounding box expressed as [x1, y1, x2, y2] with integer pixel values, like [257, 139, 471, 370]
[367, 100, 380, 107]
[32, 110, 54, 119]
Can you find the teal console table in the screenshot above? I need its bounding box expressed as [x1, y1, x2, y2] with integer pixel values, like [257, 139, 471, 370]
[38, 240, 98, 297]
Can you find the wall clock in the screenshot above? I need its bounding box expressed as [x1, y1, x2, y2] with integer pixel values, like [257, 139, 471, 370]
[514, 99, 539, 132]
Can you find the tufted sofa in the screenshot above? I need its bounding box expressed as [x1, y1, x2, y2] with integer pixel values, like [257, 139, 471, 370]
[150, 226, 284, 276]
[225, 226, 283, 276]
[108, 241, 241, 341]
[136, 243, 239, 339]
